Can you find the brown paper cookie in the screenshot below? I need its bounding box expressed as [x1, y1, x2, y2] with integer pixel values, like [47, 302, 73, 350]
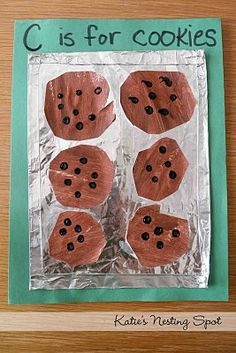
[44, 71, 115, 140]
[120, 71, 196, 134]
[49, 211, 106, 267]
[127, 205, 189, 267]
[49, 145, 114, 208]
[133, 137, 188, 201]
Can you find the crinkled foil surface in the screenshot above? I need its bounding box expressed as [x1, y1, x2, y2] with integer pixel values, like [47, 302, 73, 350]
[28, 50, 210, 290]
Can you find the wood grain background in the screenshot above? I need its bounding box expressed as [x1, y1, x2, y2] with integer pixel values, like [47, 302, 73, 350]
[0, 0, 236, 351]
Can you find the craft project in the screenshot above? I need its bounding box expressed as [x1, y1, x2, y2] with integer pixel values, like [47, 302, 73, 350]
[120, 71, 196, 134]
[127, 205, 189, 267]
[44, 71, 115, 140]
[49, 145, 115, 208]
[133, 137, 188, 201]
[49, 211, 106, 267]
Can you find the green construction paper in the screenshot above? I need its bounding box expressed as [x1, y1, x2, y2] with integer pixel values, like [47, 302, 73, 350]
[9, 18, 228, 304]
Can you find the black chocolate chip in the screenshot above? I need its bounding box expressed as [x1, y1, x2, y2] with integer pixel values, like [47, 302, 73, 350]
[172, 229, 180, 237]
[154, 226, 163, 236]
[164, 161, 171, 167]
[64, 218, 71, 226]
[75, 191, 81, 198]
[145, 106, 153, 115]
[146, 165, 152, 172]
[89, 182, 96, 189]
[59, 228, 67, 236]
[94, 87, 102, 94]
[80, 157, 87, 164]
[64, 179, 72, 186]
[76, 89, 82, 96]
[77, 234, 84, 243]
[148, 92, 157, 100]
[159, 146, 166, 154]
[170, 94, 177, 101]
[73, 109, 79, 116]
[128, 96, 139, 104]
[63, 116, 70, 125]
[58, 103, 64, 110]
[88, 114, 96, 121]
[156, 241, 164, 249]
[158, 108, 169, 116]
[74, 168, 81, 175]
[141, 232, 149, 241]
[76, 122, 83, 130]
[67, 242, 74, 251]
[152, 176, 158, 183]
[159, 76, 172, 87]
[75, 224, 82, 233]
[143, 216, 152, 224]
[169, 170, 177, 179]
[60, 162, 68, 170]
[142, 80, 152, 87]
[57, 93, 63, 99]
[91, 172, 98, 179]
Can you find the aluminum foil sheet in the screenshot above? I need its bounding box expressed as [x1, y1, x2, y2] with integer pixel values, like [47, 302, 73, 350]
[28, 50, 210, 290]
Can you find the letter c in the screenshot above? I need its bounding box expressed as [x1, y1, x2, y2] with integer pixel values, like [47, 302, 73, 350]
[132, 30, 147, 46]
[23, 24, 42, 52]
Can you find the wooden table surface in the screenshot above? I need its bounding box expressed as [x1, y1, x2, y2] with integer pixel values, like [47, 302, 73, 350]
[0, 0, 236, 352]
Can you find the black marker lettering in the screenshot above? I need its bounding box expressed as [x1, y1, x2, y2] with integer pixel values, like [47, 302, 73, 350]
[63, 32, 75, 47]
[59, 33, 63, 46]
[193, 30, 205, 46]
[176, 27, 188, 46]
[205, 29, 217, 47]
[161, 31, 176, 46]
[132, 29, 147, 46]
[84, 24, 98, 46]
[109, 31, 121, 44]
[98, 34, 107, 45]
[149, 31, 161, 46]
[188, 25, 193, 46]
[23, 23, 42, 52]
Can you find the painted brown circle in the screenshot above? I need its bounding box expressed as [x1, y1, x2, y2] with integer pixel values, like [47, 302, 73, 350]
[127, 205, 189, 267]
[49, 145, 115, 208]
[120, 71, 196, 134]
[44, 72, 115, 141]
[133, 137, 189, 201]
[48, 211, 106, 267]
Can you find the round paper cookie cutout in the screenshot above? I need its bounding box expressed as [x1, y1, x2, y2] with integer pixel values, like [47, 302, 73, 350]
[49, 145, 115, 208]
[49, 211, 106, 268]
[127, 205, 189, 267]
[133, 137, 188, 201]
[120, 71, 196, 134]
[44, 71, 115, 140]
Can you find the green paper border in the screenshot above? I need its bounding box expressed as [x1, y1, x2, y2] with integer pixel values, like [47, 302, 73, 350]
[9, 18, 228, 304]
